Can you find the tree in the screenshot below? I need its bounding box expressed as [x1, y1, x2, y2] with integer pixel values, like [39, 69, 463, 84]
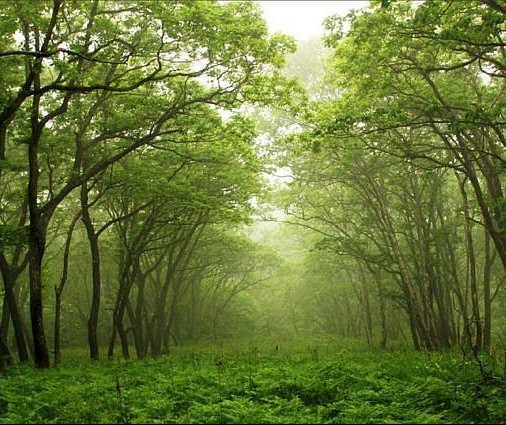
[284, 0, 506, 352]
[0, 0, 296, 367]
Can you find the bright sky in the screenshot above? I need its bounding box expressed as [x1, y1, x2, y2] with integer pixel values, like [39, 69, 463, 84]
[258, 1, 369, 41]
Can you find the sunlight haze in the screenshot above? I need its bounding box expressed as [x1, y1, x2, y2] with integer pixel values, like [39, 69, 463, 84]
[259, 1, 368, 40]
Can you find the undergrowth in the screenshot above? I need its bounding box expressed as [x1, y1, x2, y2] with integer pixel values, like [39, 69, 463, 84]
[1, 338, 505, 424]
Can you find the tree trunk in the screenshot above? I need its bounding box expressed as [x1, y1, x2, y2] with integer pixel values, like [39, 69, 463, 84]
[28, 231, 50, 368]
[81, 184, 102, 361]
[459, 176, 482, 354]
[109, 296, 131, 360]
[0, 322, 12, 369]
[117, 308, 130, 360]
[53, 212, 79, 365]
[5, 287, 30, 362]
[352, 266, 373, 346]
[53, 291, 62, 365]
[407, 306, 421, 351]
[0, 298, 8, 346]
[108, 252, 130, 359]
[371, 268, 388, 349]
[483, 229, 493, 352]
[1, 284, 29, 362]
[28, 63, 50, 368]
[107, 326, 117, 360]
[132, 277, 147, 359]
[109, 263, 134, 360]
[164, 286, 180, 352]
[108, 301, 131, 360]
[0, 255, 30, 362]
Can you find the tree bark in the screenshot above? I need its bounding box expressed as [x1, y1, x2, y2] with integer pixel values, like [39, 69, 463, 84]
[0, 321, 12, 369]
[28, 101, 50, 367]
[28, 226, 49, 368]
[0, 254, 30, 362]
[483, 229, 493, 352]
[53, 212, 79, 365]
[80, 184, 102, 361]
[459, 175, 482, 354]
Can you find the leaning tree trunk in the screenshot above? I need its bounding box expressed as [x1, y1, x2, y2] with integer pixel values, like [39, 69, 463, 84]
[0, 226, 31, 362]
[108, 292, 131, 360]
[0, 263, 30, 363]
[109, 260, 136, 360]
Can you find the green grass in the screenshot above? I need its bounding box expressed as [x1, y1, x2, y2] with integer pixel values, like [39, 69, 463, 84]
[1, 338, 505, 424]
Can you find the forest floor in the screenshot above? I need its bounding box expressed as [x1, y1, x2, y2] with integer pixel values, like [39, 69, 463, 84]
[1, 337, 506, 424]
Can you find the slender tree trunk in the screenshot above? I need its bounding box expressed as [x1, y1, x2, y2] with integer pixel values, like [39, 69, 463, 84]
[459, 176, 482, 354]
[53, 291, 62, 365]
[4, 285, 29, 362]
[108, 213, 156, 359]
[371, 268, 388, 349]
[154, 274, 171, 355]
[151, 313, 163, 357]
[410, 173, 440, 349]
[367, 176, 432, 350]
[108, 300, 131, 360]
[464, 165, 506, 300]
[0, 255, 30, 362]
[379, 294, 388, 349]
[432, 278, 454, 348]
[405, 296, 421, 351]
[0, 331, 11, 372]
[0, 321, 12, 367]
[53, 213, 79, 365]
[189, 280, 197, 341]
[354, 266, 373, 346]
[147, 314, 156, 356]
[2, 272, 30, 362]
[164, 285, 180, 352]
[81, 184, 102, 361]
[133, 276, 147, 359]
[109, 293, 131, 360]
[116, 256, 145, 360]
[483, 229, 493, 352]
[110, 262, 134, 360]
[0, 298, 8, 345]
[108, 253, 129, 359]
[117, 307, 130, 360]
[107, 326, 117, 360]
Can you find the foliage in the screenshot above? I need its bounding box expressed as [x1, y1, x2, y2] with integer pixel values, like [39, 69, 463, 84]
[1, 340, 506, 424]
[0, 0, 302, 367]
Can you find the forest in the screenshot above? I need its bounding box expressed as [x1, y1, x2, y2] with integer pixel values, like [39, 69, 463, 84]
[1, 0, 506, 423]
